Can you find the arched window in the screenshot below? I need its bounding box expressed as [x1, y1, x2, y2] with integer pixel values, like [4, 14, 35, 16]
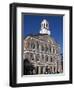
[45, 45, 48, 52]
[31, 42, 35, 49]
[46, 23, 48, 28]
[46, 66, 48, 73]
[42, 54, 44, 59]
[50, 57, 53, 62]
[41, 24, 44, 29]
[49, 46, 51, 53]
[53, 47, 55, 53]
[37, 41, 39, 50]
[44, 23, 45, 28]
[24, 52, 30, 60]
[30, 53, 34, 61]
[45, 55, 48, 62]
[24, 41, 29, 49]
[41, 45, 44, 51]
[36, 54, 40, 61]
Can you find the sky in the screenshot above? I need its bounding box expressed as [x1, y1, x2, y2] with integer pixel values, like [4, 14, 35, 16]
[22, 14, 63, 53]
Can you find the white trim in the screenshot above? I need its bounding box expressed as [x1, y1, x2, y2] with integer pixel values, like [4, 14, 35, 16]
[16, 7, 69, 84]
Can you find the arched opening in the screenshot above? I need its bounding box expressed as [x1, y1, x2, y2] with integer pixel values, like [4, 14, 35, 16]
[23, 58, 35, 75]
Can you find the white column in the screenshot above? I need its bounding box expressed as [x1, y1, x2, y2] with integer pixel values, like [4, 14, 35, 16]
[40, 53, 42, 63]
[52, 65, 54, 73]
[48, 55, 50, 63]
[55, 65, 57, 73]
[51, 46, 53, 53]
[38, 66, 41, 74]
[44, 54, 45, 63]
[43, 66, 46, 74]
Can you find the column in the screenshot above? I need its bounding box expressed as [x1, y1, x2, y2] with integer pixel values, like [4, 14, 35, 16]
[44, 54, 45, 63]
[52, 65, 54, 73]
[48, 55, 50, 63]
[40, 53, 42, 63]
[43, 66, 46, 74]
[38, 66, 41, 74]
[58, 60, 61, 73]
[34, 53, 36, 62]
[51, 46, 53, 54]
[54, 59, 57, 73]
[54, 65, 57, 73]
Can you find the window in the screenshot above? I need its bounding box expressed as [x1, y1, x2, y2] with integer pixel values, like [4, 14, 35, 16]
[49, 46, 51, 53]
[41, 45, 44, 51]
[31, 42, 35, 49]
[24, 52, 29, 59]
[37, 41, 39, 50]
[41, 24, 44, 28]
[45, 45, 48, 52]
[36, 54, 40, 61]
[36, 66, 38, 74]
[46, 23, 48, 28]
[30, 53, 34, 60]
[45, 55, 48, 62]
[50, 57, 53, 62]
[46, 66, 48, 73]
[41, 67, 43, 74]
[24, 41, 29, 49]
[41, 55, 44, 62]
[53, 47, 55, 53]
[44, 23, 45, 28]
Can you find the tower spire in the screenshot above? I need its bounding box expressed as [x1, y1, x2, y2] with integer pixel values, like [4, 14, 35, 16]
[40, 19, 51, 35]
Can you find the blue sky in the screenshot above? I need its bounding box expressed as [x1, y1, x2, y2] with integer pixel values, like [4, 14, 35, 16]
[22, 14, 63, 53]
